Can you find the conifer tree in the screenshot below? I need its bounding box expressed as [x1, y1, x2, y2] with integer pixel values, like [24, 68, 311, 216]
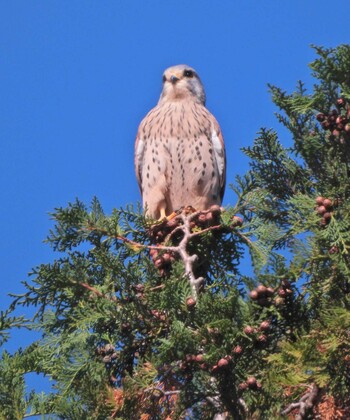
[1, 44, 350, 419]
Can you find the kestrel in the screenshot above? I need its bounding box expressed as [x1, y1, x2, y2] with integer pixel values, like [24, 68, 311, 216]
[135, 64, 226, 220]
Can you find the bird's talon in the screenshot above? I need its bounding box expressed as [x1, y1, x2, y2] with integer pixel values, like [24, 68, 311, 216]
[166, 212, 177, 221]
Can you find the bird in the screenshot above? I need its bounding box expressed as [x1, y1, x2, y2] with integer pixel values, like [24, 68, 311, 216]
[135, 64, 226, 220]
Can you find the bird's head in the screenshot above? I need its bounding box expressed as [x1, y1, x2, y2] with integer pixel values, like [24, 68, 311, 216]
[158, 65, 206, 106]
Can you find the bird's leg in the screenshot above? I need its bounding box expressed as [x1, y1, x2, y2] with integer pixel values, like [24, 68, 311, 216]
[158, 207, 167, 221]
[158, 206, 176, 221]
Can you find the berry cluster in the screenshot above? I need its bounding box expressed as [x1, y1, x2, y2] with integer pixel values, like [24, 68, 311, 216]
[151, 309, 166, 322]
[149, 205, 223, 244]
[149, 247, 177, 276]
[275, 279, 294, 306]
[186, 296, 196, 309]
[329, 246, 339, 255]
[249, 284, 274, 306]
[317, 98, 350, 142]
[243, 319, 271, 347]
[231, 215, 243, 227]
[249, 280, 294, 306]
[315, 196, 333, 227]
[238, 376, 262, 392]
[180, 318, 271, 377]
[193, 204, 222, 227]
[211, 355, 233, 373]
[131, 283, 145, 301]
[232, 345, 243, 355]
[153, 298, 197, 319]
[179, 353, 208, 372]
[96, 343, 118, 364]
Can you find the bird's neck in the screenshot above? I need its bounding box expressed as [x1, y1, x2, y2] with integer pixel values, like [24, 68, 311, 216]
[158, 92, 204, 106]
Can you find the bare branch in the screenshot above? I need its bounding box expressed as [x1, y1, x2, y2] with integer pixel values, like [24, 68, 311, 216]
[204, 376, 230, 420]
[238, 398, 248, 415]
[84, 208, 228, 300]
[281, 384, 319, 419]
[143, 386, 181, 397]
[176, 213, 205, 299]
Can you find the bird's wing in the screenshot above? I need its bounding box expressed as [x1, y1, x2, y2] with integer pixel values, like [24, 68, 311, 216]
[210, 121, 226, 201]
[134, 131, 145, 194]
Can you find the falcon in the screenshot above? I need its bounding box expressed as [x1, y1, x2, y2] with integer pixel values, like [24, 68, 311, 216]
[135, 64, 226, 219]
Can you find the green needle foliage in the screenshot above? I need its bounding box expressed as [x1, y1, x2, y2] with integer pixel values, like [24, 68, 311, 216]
[1, 44, 350, 419]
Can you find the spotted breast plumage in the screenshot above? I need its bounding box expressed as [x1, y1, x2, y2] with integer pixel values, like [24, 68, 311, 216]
[135, 64, 226, 219]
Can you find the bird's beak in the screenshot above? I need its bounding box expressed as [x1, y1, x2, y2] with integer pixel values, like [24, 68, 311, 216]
[170, 74, 180, 84]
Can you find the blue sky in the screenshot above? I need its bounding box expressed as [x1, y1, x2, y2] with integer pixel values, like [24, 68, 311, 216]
[1, 0, 349, 398]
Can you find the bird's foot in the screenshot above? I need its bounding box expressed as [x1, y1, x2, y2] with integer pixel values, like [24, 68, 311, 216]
[165, 211, 177, 221]
[183, 206, 197, 215]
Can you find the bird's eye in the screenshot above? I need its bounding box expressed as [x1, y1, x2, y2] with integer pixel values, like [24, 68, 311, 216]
[184, 69, 194, 78]
[162, 75, 167, 83]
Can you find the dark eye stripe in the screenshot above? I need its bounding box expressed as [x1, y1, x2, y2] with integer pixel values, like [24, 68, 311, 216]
[162, 75, 166, 83]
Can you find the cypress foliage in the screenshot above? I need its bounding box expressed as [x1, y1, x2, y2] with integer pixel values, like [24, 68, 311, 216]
[1, 44, 350, 419]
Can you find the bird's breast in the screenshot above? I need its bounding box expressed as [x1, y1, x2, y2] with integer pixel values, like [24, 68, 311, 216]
[142, 102, 210, 140]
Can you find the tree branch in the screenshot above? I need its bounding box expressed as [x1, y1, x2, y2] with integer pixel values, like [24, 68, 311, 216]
[205, 376, 230, 420]
[281, 384, 319, 419]
[79, 282, 118, 302]
[84, 209, 226, 300]
[143, 386, 181, 397]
